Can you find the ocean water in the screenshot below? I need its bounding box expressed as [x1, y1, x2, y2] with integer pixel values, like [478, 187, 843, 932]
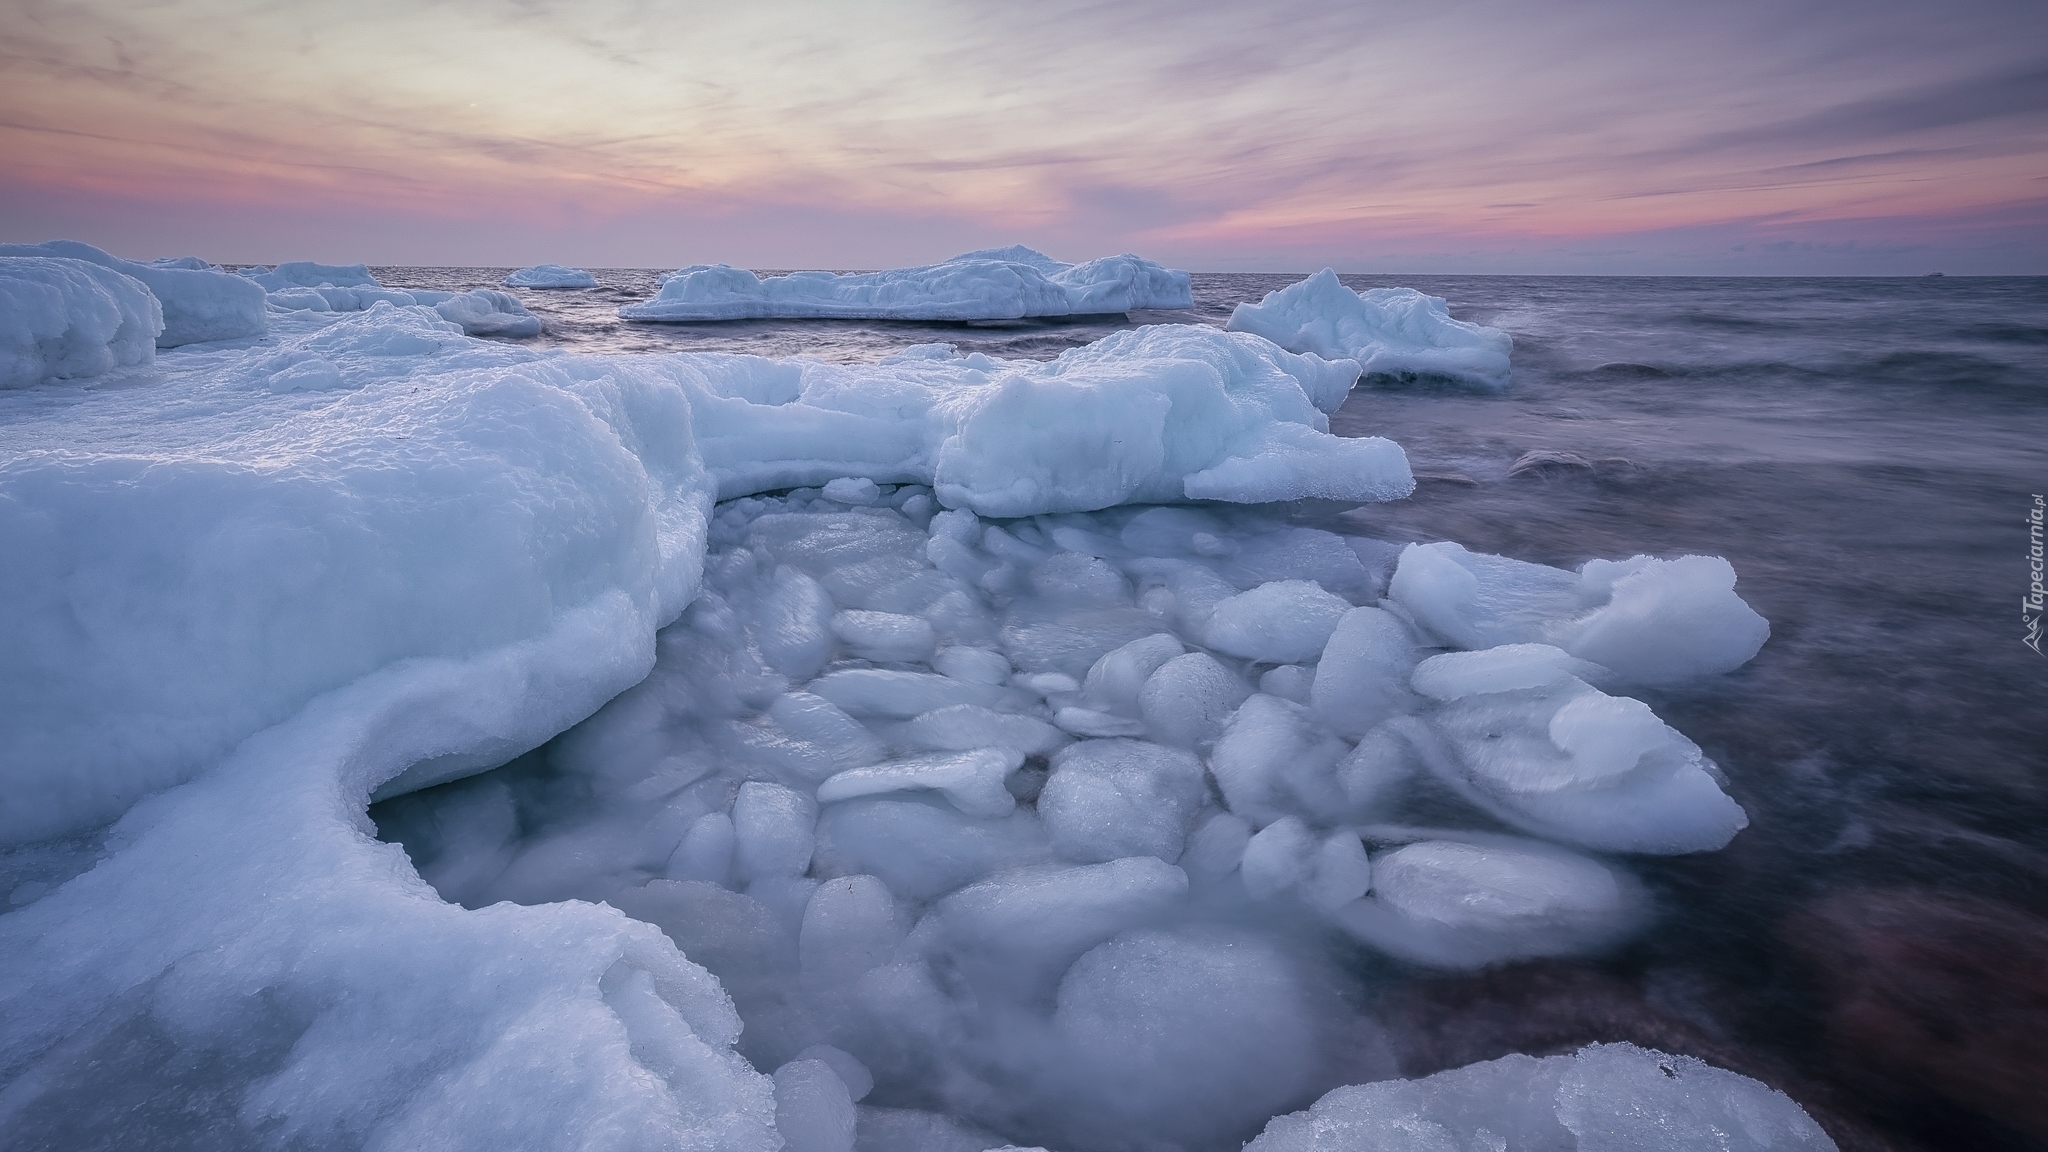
[375, 268, 2048, 1151]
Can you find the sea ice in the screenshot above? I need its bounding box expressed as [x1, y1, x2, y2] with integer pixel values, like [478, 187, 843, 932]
[0, 240, 266, 347]
[0, 255, 161, 387]
[620, 247, 1191, 322]
[432, 288, 545, 337]
[1227, 268, 1514, 389]
[504, 263, 599, 288]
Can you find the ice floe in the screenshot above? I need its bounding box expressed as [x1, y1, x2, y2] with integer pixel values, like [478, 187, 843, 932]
[1228, 268, 1514, 389]
[504, 262, 599, 288]
[2, 240, 265, 348]
[621, 246, 1192, 322]
[0, 255, 162, 387]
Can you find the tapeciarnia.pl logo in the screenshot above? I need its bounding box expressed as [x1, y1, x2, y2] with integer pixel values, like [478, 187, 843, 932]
[2027, 494, 2045, 656]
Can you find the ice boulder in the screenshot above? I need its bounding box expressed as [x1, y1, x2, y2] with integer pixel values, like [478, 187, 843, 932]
[1204, 579, 1353, 663]
[0, 256, 162, 387]
[1039, 738, 1209, 863]
[239, 260, 382, 290]
[1389, 541, 1770, 684]
[504, 263, 598, 288]
[620, 247, 1191, 322]
[0, 240, 266, 347]
[1330, 837, 1643, 968]
[1228, 268, 1513, 389]
[434, 288, 545, 337]
[1246, 1042, 1837, 1151]
[1400, 647, 1750, 853]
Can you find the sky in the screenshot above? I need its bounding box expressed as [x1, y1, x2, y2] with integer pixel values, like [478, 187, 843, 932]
[2, 0, 2044, 274]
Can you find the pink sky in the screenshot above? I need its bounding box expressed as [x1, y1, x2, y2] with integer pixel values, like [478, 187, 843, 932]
[3, 0, 2043, 273]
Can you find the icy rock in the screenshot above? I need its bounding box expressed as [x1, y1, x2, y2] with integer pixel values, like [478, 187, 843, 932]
[817, 748, 1023, 818]
[620, 247, 1190, 322]
[1309, 607, 1421, 740]
[1039, 738, 1209, 863]
[1246, 1042, 1838, 1152]
[1210, 694, 1353, 825]
[1227, 268, 1514, 390]
[733, 782, 819, 883]
[1204, 580, 1353, 663]
[1389, 543, 1769, 684]
[1331, 838, 1641, 968]
[775, 1058, 859, 1152]
[0, 256, 162, 387]
[1, 240, 265, 347]
[1404, 662, 1750, 854]
[504, 263, 598, 288]
[1048, 927, 1323, 1149]
[434, 288, 544, 337]
[1138, 652, 1250, 748]
[831, 609, 938, 663]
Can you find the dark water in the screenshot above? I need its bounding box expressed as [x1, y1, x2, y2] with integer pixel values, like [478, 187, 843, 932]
[375, 268, 2048, 1150]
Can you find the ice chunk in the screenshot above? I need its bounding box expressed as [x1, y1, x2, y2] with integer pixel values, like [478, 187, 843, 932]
[1245, 1042, 1837, 1151]
[619, 248, 1190, 322]
[1239, 816, 1316, 899]
[755, 566, 838, 681]
[1204, 579, 1352, 663]
[1309, 607, 1420, 739]
[807, 670, 1008, 719]
[0, 256, 161, 387]
[668, 812, 738, 886]
[813, 797, 1050, 900]
[2, 240, 265, 347]
[1227, 269, 1514, 390]
[767, 691, 887, 775]
[831, 610, 938, 663]
[1410, 643, 1602, 700]
[932, 646, 1011, 684]
[1259, 663, 1315, 702]
[930, 859, 1189, 989]
[1209, 694, 1353, 824]
[817, 749, 1022, 818]
[433, 288, 544, 337]
[821, 476, 882, 505]
[1331, 838, 1642, 968]
[1049, 928, 1322, 1149]
[1181, 810, 1253, 881]
[1404, 671, 1750, 854]
[891, 705, 1065, 756]
[1078, 633, 1185, 714]
[1137, 652, 1250, 748]
[795, 1045, 873, 1103]
[733, 782, 819, 883]
[504, 263, 598, 288]
[241, 260, 381, 289]
[775, 1059, 859, 1152]
[1389, 543, 1768, 684]
[1039, 738, 1209, 863]
[800, 875, 904, 985]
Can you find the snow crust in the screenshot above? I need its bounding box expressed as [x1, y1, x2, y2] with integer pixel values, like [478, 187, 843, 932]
[1228, 268, 1514, 389]
[1248, 1042, 1837, 1151]
[0, 292, 1803, 1150]
[0, 256, 162, 388]
[621, 247, 1192, 322]
[0, 240, 267, 348]
[504, 263, 599, 288]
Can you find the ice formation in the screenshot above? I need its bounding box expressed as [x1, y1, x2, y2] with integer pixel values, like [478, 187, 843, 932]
[0, 240, 266, 347]
[1228, 268, 1514, 389]
[432, 288, 546, 337]
[504, 263, 599, 288]
[621, 247, 1192, 322]
[1247, 1043, 1836, 1151]
[0, 255, 162, 387]
[0, 276, 1810, 1150]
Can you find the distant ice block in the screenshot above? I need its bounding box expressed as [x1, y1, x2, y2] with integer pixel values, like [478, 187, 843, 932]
[0, 255, 162, 387]
[1, 239, 266, 347]
[434, 288, 545, 337]
[1248, 1042, 1837, 1151]
[240, 259, 383, 290]
[1227, 268, 1513, 389]
[620, 246, 1192, 322]
[504, 263, 598, 288]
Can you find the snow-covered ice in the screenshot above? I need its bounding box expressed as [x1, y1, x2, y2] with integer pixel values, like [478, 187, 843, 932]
[504, 263, 599, 288]
[0, 268, 1815, 1151]
[621, 247, 1192, 322]
[0, 255, 162, 387]
[1228, 268, 1514, 389]
[1, 240, 265, 348]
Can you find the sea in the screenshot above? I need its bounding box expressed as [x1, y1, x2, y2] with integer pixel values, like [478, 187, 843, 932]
[377, 267, 2048, 1152]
